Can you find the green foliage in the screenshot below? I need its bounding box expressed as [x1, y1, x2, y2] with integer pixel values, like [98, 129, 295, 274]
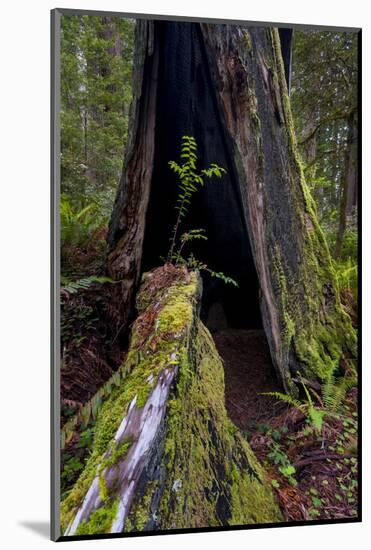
[186, 254, 239, 287]
[166, 136, 237, 287]
[167, 136, 225, 260]
[262, 384, 326, 433]
[60, 193, 109, 277]
[301, 382, 326, 434]
[267, 442, 297, 486]
[291, 30, 358, 265]
[334, 257, 358, 299]
[61, 454, 85, 489]
[61, 15, 134, 206]
[261, 391, 302, 410]
[263, 366, 356, 435]
[60, 15, 135, 281]
[61, 368, 126, 450]
[61, 275, 117, 296]
[76, 427, 95, 450]
[61, 299, 97, 351]
[61, 194, 104, 247]
[321, 364, 357, 415]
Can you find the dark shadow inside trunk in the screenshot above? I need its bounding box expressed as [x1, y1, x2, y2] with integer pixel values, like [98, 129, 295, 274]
[139, 21, 284, 428]
[141, 20, 262, 330]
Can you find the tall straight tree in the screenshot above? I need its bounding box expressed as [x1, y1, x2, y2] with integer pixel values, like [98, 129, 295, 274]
[291, 30, 358, 253]
[107, 21, 356, 391]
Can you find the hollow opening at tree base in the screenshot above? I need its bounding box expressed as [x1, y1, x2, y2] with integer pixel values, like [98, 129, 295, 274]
[211, 328, 284, 432]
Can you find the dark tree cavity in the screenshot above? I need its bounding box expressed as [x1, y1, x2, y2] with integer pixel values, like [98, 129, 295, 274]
[141, 22, 262, 330]
[107, 20, 356, 391]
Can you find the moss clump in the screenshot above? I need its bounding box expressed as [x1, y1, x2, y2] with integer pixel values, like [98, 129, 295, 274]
[98, 438, 133, 502]
[75, 498, 119, 536]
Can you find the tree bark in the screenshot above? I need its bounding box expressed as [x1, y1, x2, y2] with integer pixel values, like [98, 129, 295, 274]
[335, 111, 358, 258]
[107, 22, 356, 390]
[107, 20, 159, 333]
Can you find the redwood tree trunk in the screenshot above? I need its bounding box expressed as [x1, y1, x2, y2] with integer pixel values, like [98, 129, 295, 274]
[335, 111, 358, 258]
[107, 21, 356, 389]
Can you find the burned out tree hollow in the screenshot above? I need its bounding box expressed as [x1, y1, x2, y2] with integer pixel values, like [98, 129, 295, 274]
[141, 21, 264, 330]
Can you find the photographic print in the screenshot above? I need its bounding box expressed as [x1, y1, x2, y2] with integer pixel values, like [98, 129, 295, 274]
[51, 9, 360, 541]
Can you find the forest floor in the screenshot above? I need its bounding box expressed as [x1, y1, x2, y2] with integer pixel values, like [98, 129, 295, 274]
[60, 275, 358, 521]
[214, 328, 358, 523]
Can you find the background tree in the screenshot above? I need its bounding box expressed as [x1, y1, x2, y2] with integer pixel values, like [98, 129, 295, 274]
[291, 30, 358, 261]
[61, 15, 134, 214]
[60, 15, 134, 278]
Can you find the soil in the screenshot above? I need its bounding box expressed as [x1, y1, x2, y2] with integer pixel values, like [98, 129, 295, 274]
[213, 329, 285, 431]
[213, 328, 358, 523]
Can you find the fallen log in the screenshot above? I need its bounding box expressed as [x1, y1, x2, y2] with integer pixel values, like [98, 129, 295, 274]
[61, 266, 282, 535]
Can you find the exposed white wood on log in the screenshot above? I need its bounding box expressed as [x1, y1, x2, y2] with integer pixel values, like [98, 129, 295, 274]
[65, 367, 177, 535]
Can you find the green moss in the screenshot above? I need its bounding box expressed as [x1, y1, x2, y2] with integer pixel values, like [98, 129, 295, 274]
[263, 29, 357, 384]
[125, 480, 157, 532]
[75, 498, 119, 535]
[239, 29, 253, 53]
[60, 271, 199, 534]
[135, 321, 283, 529]
[98, 438, 133, 501]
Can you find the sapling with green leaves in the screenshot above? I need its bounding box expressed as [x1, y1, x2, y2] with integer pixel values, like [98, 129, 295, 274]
[167, 135, 238, 287]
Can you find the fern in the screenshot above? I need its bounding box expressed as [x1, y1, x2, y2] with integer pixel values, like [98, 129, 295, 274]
[61, 275, 117, 295]
[321, 363, 356, 415]
[167, 136, 226, 262]
[260, 391, 302, 410]
[60, 194, 107, 249]
[302, 382, 325, 433]
[61, 368, 126, 449]
[263, 369, 356, 435]
[334, 257, 358, 298]
[166, 136, 237, 287]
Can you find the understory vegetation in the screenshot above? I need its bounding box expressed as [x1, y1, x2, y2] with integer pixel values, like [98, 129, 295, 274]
[247, 384, 358, 521]
[166, 135, 237, 287]
[59, 16, 358, 530]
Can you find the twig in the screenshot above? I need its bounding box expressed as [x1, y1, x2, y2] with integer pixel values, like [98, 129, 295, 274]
[294, 453, 353, 469]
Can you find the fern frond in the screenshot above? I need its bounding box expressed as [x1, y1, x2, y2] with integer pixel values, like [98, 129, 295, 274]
[260, 391, 303, 410]
[61, 275, 117, 295]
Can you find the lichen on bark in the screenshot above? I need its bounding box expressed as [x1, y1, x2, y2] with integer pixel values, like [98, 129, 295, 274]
[269, 28, 357, 382]
[200, 25, 356, 388]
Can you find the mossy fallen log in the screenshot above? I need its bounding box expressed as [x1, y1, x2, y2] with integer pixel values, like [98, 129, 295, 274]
[61, 265, 282, 535]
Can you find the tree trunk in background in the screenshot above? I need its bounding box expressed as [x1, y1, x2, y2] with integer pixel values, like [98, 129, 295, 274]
[107, 21, 356, 390]
[335, 111, 358, 258]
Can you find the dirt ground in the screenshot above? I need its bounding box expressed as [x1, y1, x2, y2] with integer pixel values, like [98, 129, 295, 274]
[213, 329, 285, 431]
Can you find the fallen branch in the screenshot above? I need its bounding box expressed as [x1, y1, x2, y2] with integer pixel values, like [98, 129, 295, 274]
[294, 453, 354, 469]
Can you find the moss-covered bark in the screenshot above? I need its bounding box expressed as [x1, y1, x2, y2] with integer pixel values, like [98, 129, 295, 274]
[200, 25, 356, 387]
[61, 267, 282, 535]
